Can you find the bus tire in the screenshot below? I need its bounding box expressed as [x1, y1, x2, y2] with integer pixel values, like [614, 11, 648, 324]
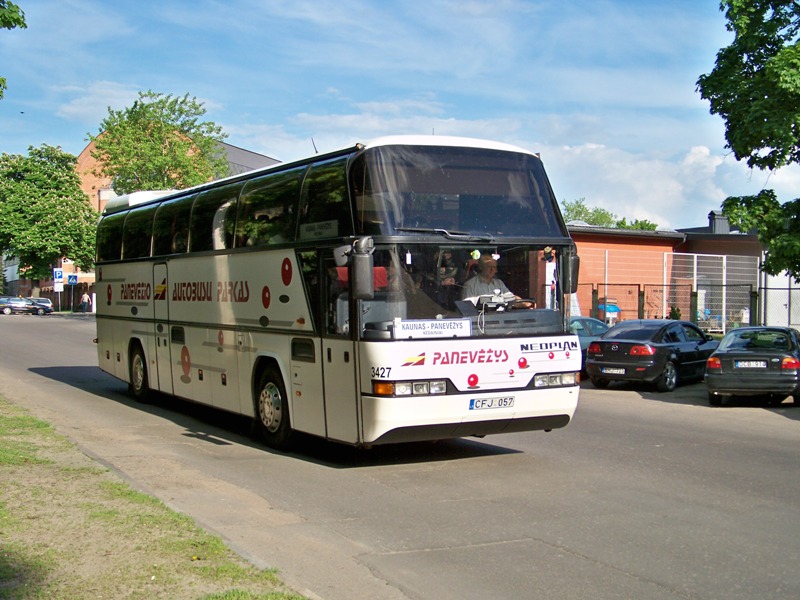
[254, 366, 292, 450]
[129, 344, 150, 403]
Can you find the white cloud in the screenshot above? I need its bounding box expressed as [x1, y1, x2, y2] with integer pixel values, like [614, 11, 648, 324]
[225, 104, 525, 163]
[55, 82, 141, 126]
[538, 143, 733, 229]
[354, 96, 446, 116]
[2, 2, 131, 81]
[716, 159, 800, 202]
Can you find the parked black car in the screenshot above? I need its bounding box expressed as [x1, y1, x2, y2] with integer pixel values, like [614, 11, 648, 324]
[586, 319, 718, 392]
[705, 326, 800, 406]
[0, 296, 43, 315]
[30, 298, 54, 315]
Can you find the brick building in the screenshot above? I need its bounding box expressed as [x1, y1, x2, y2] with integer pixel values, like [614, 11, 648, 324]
[568, 211, 766, 331]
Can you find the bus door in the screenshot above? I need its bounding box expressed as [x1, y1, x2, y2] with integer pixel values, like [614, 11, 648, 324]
[322, 337, 360, 444]
[153, 263, 173, 395]
[320, 258, 360, 444]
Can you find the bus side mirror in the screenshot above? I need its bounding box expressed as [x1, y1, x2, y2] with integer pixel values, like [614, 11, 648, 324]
[566, 255, 580, 294]
[350, 237, 374, 300]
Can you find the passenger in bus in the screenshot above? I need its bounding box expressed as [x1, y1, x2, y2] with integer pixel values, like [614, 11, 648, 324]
[387, 262, 416, 293]
[461, 254, 534, 308]
[436, 249, 460, 309]
[171, 231, 187, 253]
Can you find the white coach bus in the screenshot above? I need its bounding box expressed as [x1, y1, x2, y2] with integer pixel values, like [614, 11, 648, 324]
[95, 135, 581, 449]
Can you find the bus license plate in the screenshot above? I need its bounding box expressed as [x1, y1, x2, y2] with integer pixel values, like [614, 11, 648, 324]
[470, 397, 514, 410]
[735, 360, 767, 368]
[601, 367, 625, 375]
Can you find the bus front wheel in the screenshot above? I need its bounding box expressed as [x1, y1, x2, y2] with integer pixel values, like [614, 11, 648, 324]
[129, 344, 150, 402]
[254, 366, 292, 450]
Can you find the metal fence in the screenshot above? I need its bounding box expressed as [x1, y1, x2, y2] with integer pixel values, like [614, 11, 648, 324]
[573, 250, 768, 334]
[576, 283, 757, 334]
[760, 286, 800, 328]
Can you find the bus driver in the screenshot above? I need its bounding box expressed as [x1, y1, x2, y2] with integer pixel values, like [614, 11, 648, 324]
[461, 254, 534, 308]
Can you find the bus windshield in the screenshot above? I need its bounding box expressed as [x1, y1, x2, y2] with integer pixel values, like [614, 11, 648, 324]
[326, 243, 567, 340]
[352, 145, 565, 239]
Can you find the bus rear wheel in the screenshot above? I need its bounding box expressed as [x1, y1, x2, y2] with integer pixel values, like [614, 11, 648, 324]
[255, 366, 292, 450]
[129, 344, 150, 402]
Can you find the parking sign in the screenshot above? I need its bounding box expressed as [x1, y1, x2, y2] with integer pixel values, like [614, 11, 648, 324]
[53, 268, 63, 282]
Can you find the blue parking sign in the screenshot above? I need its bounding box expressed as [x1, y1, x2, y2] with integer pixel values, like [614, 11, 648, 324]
[53, 268, 63, 282]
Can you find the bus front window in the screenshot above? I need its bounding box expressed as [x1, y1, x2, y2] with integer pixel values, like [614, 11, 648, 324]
[341, 244, 566, 340]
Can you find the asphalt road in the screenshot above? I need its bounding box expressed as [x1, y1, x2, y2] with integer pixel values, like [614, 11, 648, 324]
[2, 313, 799, 600]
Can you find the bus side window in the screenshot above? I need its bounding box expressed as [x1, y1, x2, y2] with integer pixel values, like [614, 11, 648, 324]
[96, 212, 126, 262]
[351, 156, 393, 235]
[324, 258, 349, 336]
[237, 167, 303, 248]
[122, 205, 157, 259]
[191, 183, 242, 252]
[152, 195, 194, 256]
[298, 157, 353, 241]
[297, 250, 319, 333]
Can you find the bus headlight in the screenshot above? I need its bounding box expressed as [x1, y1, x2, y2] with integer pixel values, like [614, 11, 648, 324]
[372, 380, 447, 397]
[429, 380, 447, 394]
[534, 372, 579, 388]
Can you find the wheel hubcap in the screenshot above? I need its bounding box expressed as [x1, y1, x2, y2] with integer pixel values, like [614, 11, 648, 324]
[665, 364, 676, 388]
[132, 356, 144, 391]
[259, 382, 283, 433]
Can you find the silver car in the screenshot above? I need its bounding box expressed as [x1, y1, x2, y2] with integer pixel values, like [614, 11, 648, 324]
[569, 316, 610, 370]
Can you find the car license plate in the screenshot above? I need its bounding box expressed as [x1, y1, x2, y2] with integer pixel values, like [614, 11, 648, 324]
[469, 397, 514, 410]
[735, 360, 767, 368]
[601, 367, 625, 375]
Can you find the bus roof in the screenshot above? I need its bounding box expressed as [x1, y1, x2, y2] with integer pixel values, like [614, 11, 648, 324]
[100, 135, 539, 215]
[102, 190, 176, 214]
[361, 135, 537, 157]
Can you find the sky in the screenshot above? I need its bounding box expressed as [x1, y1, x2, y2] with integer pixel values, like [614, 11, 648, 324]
[1, 0, 798, 230]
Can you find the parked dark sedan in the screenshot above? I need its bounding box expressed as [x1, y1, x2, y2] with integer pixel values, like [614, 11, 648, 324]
[0, 297, 43, 315]
[705, 326, 800, 406]
[30, 297, 54, 314]
[586, 319, 718, 392]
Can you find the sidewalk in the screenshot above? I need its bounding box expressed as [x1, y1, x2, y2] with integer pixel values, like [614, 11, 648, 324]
[51, 310, 96, 318]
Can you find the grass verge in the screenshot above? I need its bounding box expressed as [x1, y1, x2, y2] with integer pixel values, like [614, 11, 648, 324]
[0, 395, 305, 600]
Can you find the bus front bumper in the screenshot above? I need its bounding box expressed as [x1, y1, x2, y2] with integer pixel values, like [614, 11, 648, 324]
[360, 386, 579, 445]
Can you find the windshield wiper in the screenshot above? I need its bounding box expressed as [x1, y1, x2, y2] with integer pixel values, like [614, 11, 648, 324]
[394, 227, 495, 242]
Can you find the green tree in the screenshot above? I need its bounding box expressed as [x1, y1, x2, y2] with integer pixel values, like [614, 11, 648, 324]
[561, 198, 658, 230]
[0, 145, 97, 282]
[89, 91, 230, 194]
[722, 189, 800, 276]
[0, 1, 27, 100]
[697, 0, 800, 278]
[561, 198, 617, 227]
[614, 217, 658, 231]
